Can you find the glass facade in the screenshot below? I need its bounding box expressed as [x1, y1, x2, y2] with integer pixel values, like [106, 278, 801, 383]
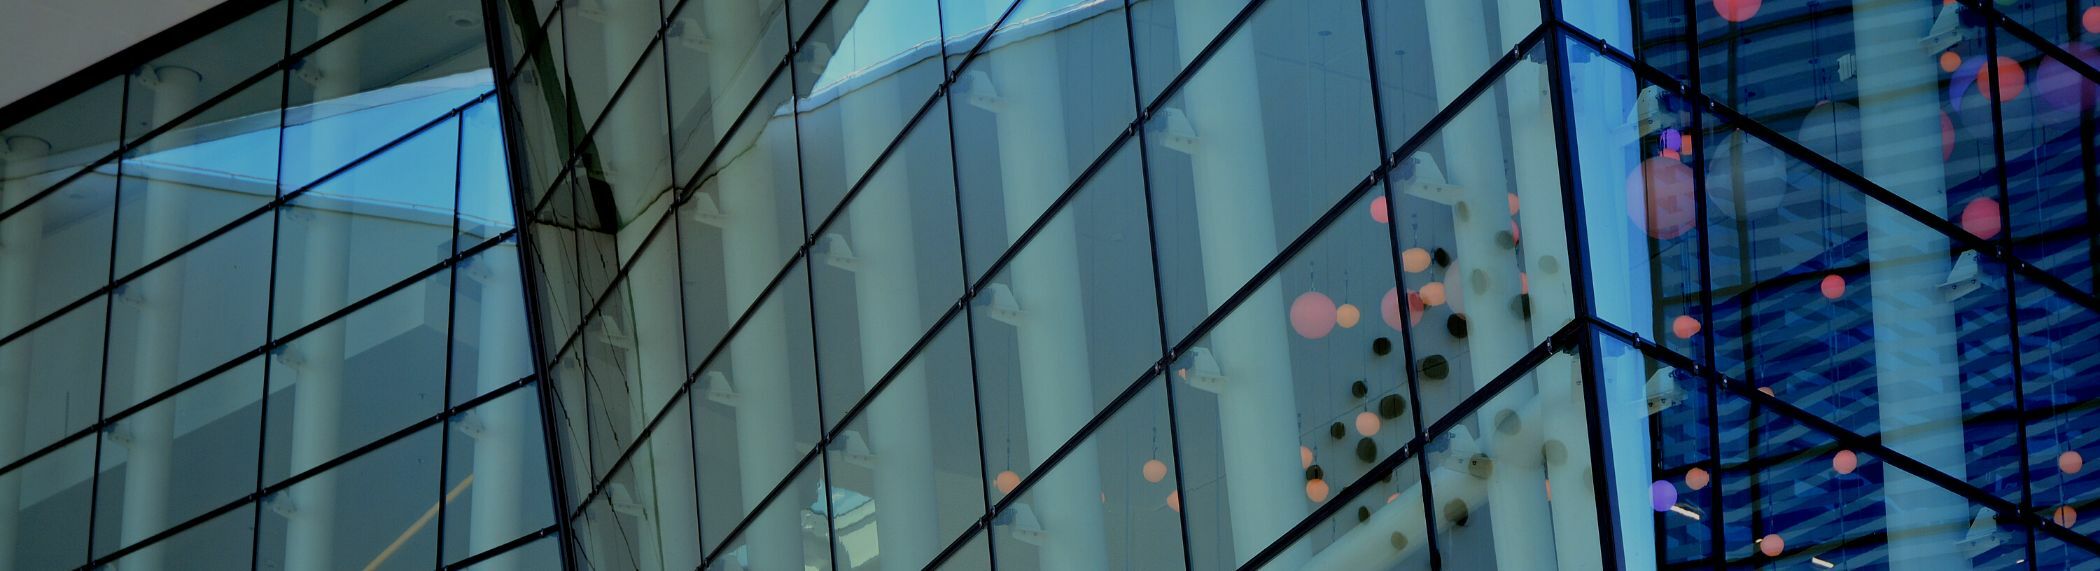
[5, 0, 2100, 569]
[0, 0, 554, 569]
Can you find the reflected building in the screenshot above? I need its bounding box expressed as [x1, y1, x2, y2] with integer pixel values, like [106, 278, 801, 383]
[2, 0, 2098, 569]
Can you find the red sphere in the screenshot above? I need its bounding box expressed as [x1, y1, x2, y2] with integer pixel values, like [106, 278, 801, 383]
[1626, 157, 1698, 240]
[1960, 197, 2003, 240]
[1713, 0, 1761, 22]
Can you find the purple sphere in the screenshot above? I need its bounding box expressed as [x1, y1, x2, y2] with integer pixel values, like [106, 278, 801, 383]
[1650, 480, 1678, 512]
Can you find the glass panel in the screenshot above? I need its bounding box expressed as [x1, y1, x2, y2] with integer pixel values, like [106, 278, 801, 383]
[509, 38, 575, 209]
[931, 528, 990, 569]
[281, 0, 492, 192]
[0, 436, 94, 570]
[273, 119, 460, 336]
[92, 504, 256, 570]
[704, 457, 830, 571]
[2018, 269, 2100, 545]
[453, 246, 537, 405]
[1250, 455, 1434, 571]
[949, 0, 1139, 278]
[692, 260, 825, 551]
[987, 379, 1188, 571]
[264, 270, 449, 485]
[460, 532, 564, 570]
[666, 0, 791, 182]
[792, 0, 946, 225]
[0, 173, 117, 337]
[104, 214, 272, 411]
[255, 426, 442, 571]
[574, 394, 700, 570]
[489, 0, 563, 74]
[1138, 0, 1382, 342]
[0, 77, 124, 190]
[1384, 55, 1576, 426]
[1994, 26, 2097, 292]
[967, 145, 1162, 470]
[0, 299, 106, 468]
[1565, 69, 1714, 363]
[443, 385, 559, 565]
[676, 78, 806, 367]
[1596, 331, 2043, 569]
[564, 0, 663, 132]
[123, 2, 288, 144]
[1367, 0, 1545, 150]
[1423, 349, 1599, 571]
[808, 109, 964, 428]
[826, 321, 983, 570]
[91, 359, 265, 559]
[459, 99, 517, 248]
[1165, 190, 1414, 568]
[574, 45, 674, 231]
[114, 72, 282, 276]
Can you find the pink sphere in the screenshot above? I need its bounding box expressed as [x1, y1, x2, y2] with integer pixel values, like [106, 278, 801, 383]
[1356, 412, 1382, 437]
[1381, 288, 1405, 331]
[1370, 196, 1392, 224]
[1940, 112, 1956, 160]
[1961, 197, 2003, 239]
[1627, 157, 1698, 239]
[1833, 450, 1858, 475]
[1820, 274, 1846, 300]
[2086, 7, 2100, 34]
[1290, 292, 1338, 339]
[1672, 315, 1702, 339]
[2062, 450, 2084, 475]
[1760, 534, 1785, 557]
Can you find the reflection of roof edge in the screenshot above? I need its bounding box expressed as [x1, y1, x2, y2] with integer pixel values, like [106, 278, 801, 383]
[793, 0, 1116, 112]
[114, 159, 485, 231]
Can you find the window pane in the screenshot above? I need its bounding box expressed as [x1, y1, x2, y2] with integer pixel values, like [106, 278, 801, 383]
[92, 358, 265, 559]
[692, 261, 824, 551]
[989, 379, 1189, 571]
[255, 426, 441, 571]
[826, 321, 983, 570]
[0, 299, 106, 468]
[115, 72, 282, 277]
[443, 384, 558, 565]
[0, 436, 94, 570]
[105, 214, 272, 411]
[264, 270, 449, 485]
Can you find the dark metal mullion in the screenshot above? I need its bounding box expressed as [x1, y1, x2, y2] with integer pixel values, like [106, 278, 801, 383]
[477, 0, 582, 566]
[434, 99, 470, 569]
[929, 0, 1003, 565]
[81, 374, 538, 568]
[81, 68, 133, 571]
[439, 522, 562, 570]
[1676, 0, 1726, 557]
[1237, 321, 1590, 570]
[0, 88, 497, 352]
[1558, 23, 2100, 325]
[1113, 0, 1200, 567]
[695, 446, 826, 565]
[1583, 317, 2100, 557]
[1541, 16, 1628, 571]
[1353, 0, 1444, 567]
[1982, 19, 2045, 570]
[250, 8, 294, 567]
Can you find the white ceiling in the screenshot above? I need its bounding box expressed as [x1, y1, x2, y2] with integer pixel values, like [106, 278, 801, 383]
[0, 0, 226, 107]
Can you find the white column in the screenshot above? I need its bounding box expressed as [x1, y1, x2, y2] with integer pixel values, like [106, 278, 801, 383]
[1420, 3, 1557, 568]
[466, 249, 531, 570]
[1851, 1, 1969, 568]
[116, 65, 202, 571]
[283, 2, 360, 568]
[975, 32, 1112, 571]
[838, 72, 942, 571]
[703, 0, 804, 566]
[0, 137, 52, 568]
[1166, 1, 1305, 566]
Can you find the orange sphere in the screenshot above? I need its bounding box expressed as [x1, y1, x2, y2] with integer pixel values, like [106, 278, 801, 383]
[1306, 479, 1331, 502]
[1685, 467, 1710, 491]
[1356, 411, 1382, 437]
[1402, 248, 1432, 273]
[1143, 459, 1169, 483]
[1760, 534, 1785, 557]
[995, 470, 1021, 494]
[1940, 51, 1963, 73]
[1420, 282, 1448, 307]
[2062, 451, 2085, 475]
[1671, 315, 1702, 339]
[1979, 56, 2027, 101]
[1627, 157, 1699, 239]
[1336, 304, 1362, 328]
[1301, 446, 1315, 469]
[1833, 450, 1859, 475]
[2058, 505, 2080, 527]
[1167, 491, 1181, 512]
